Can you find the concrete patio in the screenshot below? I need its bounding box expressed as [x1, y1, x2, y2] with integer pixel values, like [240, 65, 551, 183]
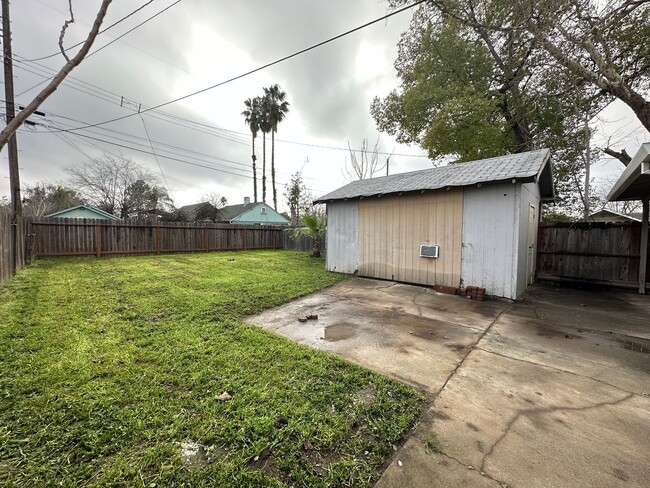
[247, 278, 650, 488]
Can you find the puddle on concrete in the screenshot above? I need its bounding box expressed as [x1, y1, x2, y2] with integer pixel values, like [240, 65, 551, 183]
[324, 322, 356, 341]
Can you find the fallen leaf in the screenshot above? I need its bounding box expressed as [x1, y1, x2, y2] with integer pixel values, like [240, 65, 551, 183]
[215, 391, 232, 402]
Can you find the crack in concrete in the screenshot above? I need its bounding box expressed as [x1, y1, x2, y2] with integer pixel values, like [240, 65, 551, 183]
[436, 450, 508, 487]
[474, 346, 645, 396]
[478, 393, 635, 474]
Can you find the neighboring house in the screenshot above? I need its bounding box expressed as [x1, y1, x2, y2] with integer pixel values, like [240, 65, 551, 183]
[46, 205, 120, 221]
[175, 202, 220, 221]
[314, 149, 555, 300]
[220, 197, 290, 225]
[585, 209, 642, 223]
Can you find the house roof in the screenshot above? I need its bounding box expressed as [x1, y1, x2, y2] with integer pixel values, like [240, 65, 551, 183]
[587, 209, 641, 222]
[314, 149, 554, 203]
[176, 202, 216, 220]
[220, 203, 251, 221]
[607, 143, 650, 201]
[46, 204, 120, 220]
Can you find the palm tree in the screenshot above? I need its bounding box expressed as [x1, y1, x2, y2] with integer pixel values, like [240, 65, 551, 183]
[263, 84, 290, 210]
[258, 97, 273, 203]
[242, 97, 261, 202]
[290, 214, 326, 258]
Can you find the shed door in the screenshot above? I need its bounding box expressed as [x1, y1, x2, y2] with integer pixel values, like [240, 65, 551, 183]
[527, 204, 536, 285]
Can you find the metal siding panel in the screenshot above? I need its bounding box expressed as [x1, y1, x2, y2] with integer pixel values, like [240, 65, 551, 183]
[461, 183, 518, 298]
[326, 201, 358, 274]
[358, 191, 462, 286]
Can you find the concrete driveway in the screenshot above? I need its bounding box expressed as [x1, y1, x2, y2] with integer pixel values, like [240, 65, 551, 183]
[247, 278, 650, 487]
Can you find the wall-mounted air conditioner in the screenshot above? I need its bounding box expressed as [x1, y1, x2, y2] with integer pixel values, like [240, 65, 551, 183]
[420, 245, 439, 258]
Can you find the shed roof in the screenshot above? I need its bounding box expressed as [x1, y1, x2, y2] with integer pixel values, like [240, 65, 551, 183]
[314, 149, 554, 203]
[607, 143, 650, 201]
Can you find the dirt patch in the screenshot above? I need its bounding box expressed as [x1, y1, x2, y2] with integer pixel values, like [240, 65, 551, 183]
[324, 322, 356, 341]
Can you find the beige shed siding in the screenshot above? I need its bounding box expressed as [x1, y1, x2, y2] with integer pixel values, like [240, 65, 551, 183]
[358, 190, 463, 286]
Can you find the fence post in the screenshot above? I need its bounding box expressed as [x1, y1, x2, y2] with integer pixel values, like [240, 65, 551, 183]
[95, 223, 102, 257]
[156, 225, 161, 254]
[204, 227, 209, 252]
[243, 228, 247, 251]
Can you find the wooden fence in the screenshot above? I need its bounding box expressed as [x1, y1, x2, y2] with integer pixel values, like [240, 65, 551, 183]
[0, 214, 26, 287]
[537, 222, 649, 288]
[27, 218, 322, 258]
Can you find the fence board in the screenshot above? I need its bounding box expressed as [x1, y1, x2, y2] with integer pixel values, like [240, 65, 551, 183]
[0, 214, 26, 287]
[27, 218, 325, 258]
[537, 222, 648, 288]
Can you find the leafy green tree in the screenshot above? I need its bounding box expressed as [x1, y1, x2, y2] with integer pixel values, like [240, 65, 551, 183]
[263, 84, 290, 210]
[283, 172, 312, 225]
[242, 97, 262, 202]
[384, 0, 650, 165]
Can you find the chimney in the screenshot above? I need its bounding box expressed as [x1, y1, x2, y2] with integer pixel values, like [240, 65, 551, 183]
[244, 196, 250, 205]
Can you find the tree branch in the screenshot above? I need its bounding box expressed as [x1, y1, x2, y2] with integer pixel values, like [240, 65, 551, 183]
[602, 147, 632, 166]
[58, 0, 75, 62]
[0, 0, 112, 152]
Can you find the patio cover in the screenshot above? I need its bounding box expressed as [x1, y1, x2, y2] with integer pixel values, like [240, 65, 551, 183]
[608, 143, 650, 294]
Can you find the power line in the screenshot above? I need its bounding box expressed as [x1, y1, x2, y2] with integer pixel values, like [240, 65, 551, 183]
[138, 111, 172, 195]
[43, 0, 427, 133]
[22, 0, 157, 62]
[13, 57, 428, 158]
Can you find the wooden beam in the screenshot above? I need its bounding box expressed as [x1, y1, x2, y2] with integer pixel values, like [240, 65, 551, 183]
[639, 199, 649, 294]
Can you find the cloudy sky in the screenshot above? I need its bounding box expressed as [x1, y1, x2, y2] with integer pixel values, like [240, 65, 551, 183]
[2, 0, 647, 211]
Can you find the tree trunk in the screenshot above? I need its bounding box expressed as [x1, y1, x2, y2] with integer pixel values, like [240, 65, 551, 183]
[262, 132, 267, 203]
[251, 133, 257, 202]
[608, 82, 650, 135]
[312, 239, 321, 258]
[271, 129, 277, 210]
[583, 117, 591, 220]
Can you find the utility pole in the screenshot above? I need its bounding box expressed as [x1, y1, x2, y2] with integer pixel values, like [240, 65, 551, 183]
[2, 0, 22, 274]
[583, 115, 591, 220]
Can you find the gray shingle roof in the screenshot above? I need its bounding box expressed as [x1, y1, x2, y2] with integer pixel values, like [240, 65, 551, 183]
[315, 149, 552, 203]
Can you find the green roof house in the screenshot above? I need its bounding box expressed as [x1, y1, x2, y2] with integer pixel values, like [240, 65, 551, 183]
[220, 198, 290, 225]
[46, 205, 120, 221]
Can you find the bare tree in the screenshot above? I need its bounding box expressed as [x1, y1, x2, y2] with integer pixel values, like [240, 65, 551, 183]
[66, 154, 166, 218]
[0, 0, 112, 152]
[343, 137, 386, 181]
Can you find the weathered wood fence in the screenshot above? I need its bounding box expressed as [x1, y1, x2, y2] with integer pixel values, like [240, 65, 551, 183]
[537, 222, 649, 288]
[27, 218, 322, 258]
[0, 214, 26, 287]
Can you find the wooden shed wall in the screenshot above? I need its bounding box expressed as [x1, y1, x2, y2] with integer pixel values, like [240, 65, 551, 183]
[326, 201, 359, 274]
[461, 183, 520, 298]
[358, 190, 463, 287]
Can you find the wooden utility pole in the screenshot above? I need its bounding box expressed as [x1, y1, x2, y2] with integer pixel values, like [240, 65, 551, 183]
[2, 0, 22, 274]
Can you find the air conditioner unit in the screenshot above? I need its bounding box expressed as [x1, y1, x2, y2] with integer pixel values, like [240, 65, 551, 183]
[420, 245, 439, 258]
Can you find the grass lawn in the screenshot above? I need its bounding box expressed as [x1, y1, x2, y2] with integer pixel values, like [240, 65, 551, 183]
[0, 251, 424, 487]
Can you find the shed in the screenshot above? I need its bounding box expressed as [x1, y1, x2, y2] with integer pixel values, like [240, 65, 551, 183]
[315, 149, 555, 300]
[607, 143, 650, 294]
[46, 205, 120, 221]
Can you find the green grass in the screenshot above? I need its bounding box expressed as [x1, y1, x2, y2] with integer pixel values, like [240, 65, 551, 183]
[0, 251, 424, 487]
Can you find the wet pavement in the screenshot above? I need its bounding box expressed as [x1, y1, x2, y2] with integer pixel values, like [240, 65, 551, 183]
[246, 278, 650, 488]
